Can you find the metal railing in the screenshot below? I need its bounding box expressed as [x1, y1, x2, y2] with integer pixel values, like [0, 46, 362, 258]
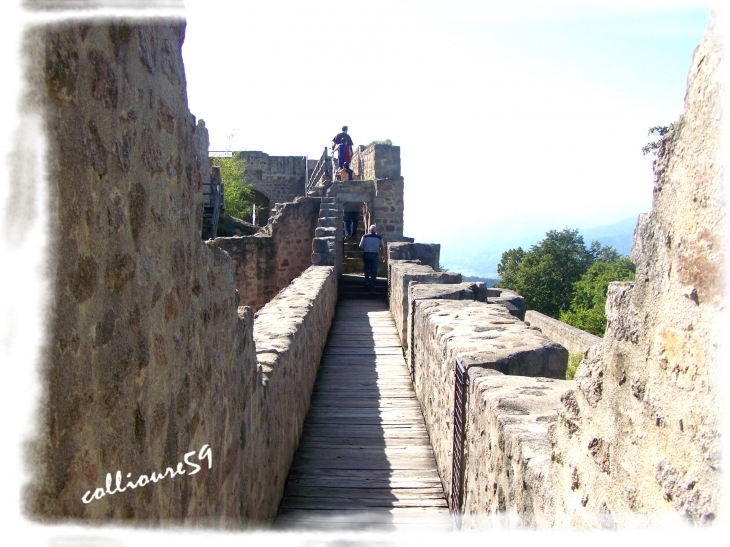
[450, 356, 469, 528]
[306, 147, 329, 193]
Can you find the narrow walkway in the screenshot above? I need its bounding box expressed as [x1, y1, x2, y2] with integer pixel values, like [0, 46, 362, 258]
[275, 298, 452, 532]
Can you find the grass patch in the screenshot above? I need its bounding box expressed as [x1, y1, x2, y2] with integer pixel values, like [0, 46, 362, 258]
[566, 352, 583, 380]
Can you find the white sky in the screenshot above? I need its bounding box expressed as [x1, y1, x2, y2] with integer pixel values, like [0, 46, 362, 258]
[1, 1, 728, 546]
[183, 0, 712, 265]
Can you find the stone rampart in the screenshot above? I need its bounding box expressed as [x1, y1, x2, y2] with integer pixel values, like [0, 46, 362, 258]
[409, 297, 570, 527]
[235, 150, 306, 205]
[388, 261, 461, 347]
[24, 19, 335, 527]
[213, 196, 320, 312]
[388, 242, 440, 271]
[524, 310, 602, 355]
[26, 20, 261, 523]
[246, 265, 337, 520]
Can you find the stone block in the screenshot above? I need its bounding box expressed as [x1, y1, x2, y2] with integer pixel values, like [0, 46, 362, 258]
[387, 242, 440, 272]
[388, 261, 462, 347]
[524, 310, 602, 355]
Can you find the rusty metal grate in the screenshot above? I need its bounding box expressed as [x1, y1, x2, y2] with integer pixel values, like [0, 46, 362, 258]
[450, 356, 468, 526]
[408, 303, 416, 383]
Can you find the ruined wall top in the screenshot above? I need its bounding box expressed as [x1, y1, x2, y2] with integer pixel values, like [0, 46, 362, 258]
[352, 143, 401, 180]
[234, 150, 306, 204]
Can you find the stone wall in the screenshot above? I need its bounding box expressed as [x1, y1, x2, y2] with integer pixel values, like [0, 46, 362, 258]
[352, 143, 401, 181]
[24, 19, 336, 528]
[388, 261, 461, 347]
[25, 20, 259, 523]
[409, 297, 570, 527]
[388, 242, 440, 271]
[311, 197, 340, 270]
[246, 265, 337, 520]
[234, 150, 306, 205]
[524, 310, 602, 355]
[547, 17, 724, 527]
[212, 196, 320, 312]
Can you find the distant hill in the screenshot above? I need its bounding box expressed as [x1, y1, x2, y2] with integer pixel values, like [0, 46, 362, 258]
[462, 276, 500, 287]
[581, 217, 638, 257]
[439, 216, 639, 279]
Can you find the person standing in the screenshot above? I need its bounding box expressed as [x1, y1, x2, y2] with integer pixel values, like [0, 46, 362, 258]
[359, 224, 386, 294]
[343, 202, 360, 238]
[332, 126, 354, 180]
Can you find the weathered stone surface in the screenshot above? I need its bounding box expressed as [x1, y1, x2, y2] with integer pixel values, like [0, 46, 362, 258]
[388, 242, 440, 271]
[548, 16, 724, 528]
[414, 300, 568, 382]
[215, 213, 258, 237]
[388, 260, 461, 347]
[409, 297, 570, 528]
[462, 372, 573, 529]
[234, 151, 306, 205]
[213, 196, 320, 312]
[249, 265, 337, 520]
[25, 19, 336, 528]
[350, 143, 401, 181]
[487, 287, 526, 321]
[525, 310, 602, 355]
[26, 21, 259, 524]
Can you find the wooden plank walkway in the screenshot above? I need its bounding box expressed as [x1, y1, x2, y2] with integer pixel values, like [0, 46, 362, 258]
[274, 298, 453, 532]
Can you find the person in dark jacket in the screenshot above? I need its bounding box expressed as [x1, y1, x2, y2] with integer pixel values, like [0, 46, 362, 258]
[359, 224, 386, 294]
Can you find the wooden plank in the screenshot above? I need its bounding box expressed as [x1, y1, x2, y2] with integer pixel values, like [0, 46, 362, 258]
[274, 298, 448, 530]
[279, 497, 448, 510]
[286, 467, 442, 480]
[285, 476, 443, 489]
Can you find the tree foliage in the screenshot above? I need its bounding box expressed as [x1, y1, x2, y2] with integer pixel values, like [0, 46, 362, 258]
[559, 258, 635, 336]
[210, 156, 254, 222]
[496, 229, 594, 318]
[642, 123, 675, 156]
[495, 228, 634, 327]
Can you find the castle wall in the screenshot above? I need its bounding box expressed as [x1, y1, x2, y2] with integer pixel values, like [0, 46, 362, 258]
[213, 196, 320, 312]
[390, 257, 570, 528]
[235, 150, 306, 206]
[524, 310, 602, 355]
[26, 20, 335, 527]
[547, 16, 724, 527]
[246, 265, 337, 520]
[388, 261, 461, 348]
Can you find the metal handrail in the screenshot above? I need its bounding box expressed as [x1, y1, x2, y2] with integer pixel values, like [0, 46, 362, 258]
[306, 146, 329, 192]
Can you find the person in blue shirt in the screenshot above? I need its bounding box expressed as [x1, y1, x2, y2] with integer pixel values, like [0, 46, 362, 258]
[359, 225, 386, 294]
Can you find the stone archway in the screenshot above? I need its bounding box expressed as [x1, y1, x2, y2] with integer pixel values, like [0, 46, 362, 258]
[252, 189, 270, 227]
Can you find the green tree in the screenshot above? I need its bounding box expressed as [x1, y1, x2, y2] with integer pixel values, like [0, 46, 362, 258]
[559, 258, 636, 336]
[210, 156, 254, 221]
[496, 247, 525, 289]
[498, 229, 594, 317]
[589, 240, 621, 263]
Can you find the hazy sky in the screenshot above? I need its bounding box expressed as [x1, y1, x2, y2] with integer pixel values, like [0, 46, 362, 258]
[183, 0, 711, 271]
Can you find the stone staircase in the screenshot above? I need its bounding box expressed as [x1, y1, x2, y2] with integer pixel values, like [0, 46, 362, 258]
[342, 221, 365, 274]
[338, 273, 388, 301]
